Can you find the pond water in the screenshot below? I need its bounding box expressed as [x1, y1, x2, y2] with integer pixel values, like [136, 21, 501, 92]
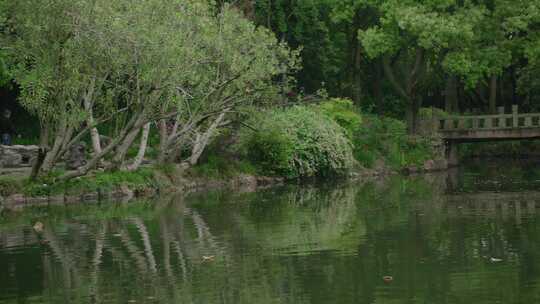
[2, 160, 540, 304]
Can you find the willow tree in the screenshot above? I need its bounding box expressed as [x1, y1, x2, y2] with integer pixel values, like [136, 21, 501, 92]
[1, 0, 101, 175]
[0, 0, 188, 177]
[156, 3, 299, 165]
[2, 0, 297, 180]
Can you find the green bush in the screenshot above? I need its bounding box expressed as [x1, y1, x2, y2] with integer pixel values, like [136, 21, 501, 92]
[354, 115, 434, 169]
[318, 98, 362, 138]
[312, 99, 437, 170]
[240, 106, 355, 179]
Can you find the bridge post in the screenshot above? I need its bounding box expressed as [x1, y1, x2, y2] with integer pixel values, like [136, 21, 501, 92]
[512, 105, 519, 127]
[498, 107, 506, 128]
[446, 141, 459, 167]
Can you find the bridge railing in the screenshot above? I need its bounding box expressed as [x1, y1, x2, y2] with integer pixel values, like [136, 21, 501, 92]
[435, 105, 540, 131]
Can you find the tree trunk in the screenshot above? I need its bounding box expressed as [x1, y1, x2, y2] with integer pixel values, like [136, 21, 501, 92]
[86, 109, 102, 156]
[189, 112, 227, 166]
[32, 121, 51, 179]
[112, 127, 141, 168]
[445, 76, 458, 113]
[511, 66, 518, 108]
[83, 78, 102, 155]
[59, 112, 146, 181]
[382, 48, 425, 134]
[489, 75, 497, 114]
[352, 40, 362, 105]
[157, 120, 169, 164]
[40, 121, 67, 174]
[125, 122, 151, 171]
[373, 60, 384, 113]
[405, 97, 421, 135]
[39, 121, 50, 147]
[30, 147, 47, 180]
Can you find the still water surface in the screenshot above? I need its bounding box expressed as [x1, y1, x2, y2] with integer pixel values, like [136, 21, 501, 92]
[2, 161, 540, 303]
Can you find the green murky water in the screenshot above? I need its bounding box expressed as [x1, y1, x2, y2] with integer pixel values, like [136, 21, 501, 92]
[2, 161, 540, 304]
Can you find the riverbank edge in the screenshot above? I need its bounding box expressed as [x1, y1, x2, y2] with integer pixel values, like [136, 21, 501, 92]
[0, 157, 448, 212]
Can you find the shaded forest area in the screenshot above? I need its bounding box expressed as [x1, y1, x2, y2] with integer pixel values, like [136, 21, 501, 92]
[228, 0, 540, 131]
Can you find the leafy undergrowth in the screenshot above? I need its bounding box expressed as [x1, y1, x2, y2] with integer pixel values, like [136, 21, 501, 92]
[354, 114, 436, 170]
[318, 100, 439, 170]
[188, 154, 258, 180]
[0, 168, 156, 197]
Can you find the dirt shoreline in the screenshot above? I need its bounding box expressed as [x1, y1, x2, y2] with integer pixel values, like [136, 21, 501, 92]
[0, 158, 449, 212]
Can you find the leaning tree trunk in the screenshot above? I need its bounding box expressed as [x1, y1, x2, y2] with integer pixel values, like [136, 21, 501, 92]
[58, 112, 146, 181]
[83, 79, 102, 156]
[40, 120, 68, 174]
[112, 127, 141, 169]
[125, 122, 151, 171]
[85, 103, 102, 156]
[189, 112, 227, 166]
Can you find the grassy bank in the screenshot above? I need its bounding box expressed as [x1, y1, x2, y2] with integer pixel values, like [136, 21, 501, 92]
[0, 168, 158, 198]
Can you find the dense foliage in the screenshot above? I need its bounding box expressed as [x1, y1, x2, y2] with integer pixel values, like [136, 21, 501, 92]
[229, 0, 540, 133]
[2, 0, 537, 182]
[0, 0, 297, 180]
[241, 106, 355, 179]
[318, 99, 435, 170]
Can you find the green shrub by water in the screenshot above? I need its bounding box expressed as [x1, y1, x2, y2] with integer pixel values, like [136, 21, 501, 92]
[240, 106, 355, 179]
[354, 115, 434, 169]
[318, 98, 362, 138]
[318, 101, 437, 169]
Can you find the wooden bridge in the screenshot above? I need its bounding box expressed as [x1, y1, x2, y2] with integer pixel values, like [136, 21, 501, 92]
[427, 105, 540, 165]
[436, 105, 540, 141]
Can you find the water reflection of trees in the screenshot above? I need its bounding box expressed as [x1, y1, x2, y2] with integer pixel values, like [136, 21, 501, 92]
[3, 175, 540, 303]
